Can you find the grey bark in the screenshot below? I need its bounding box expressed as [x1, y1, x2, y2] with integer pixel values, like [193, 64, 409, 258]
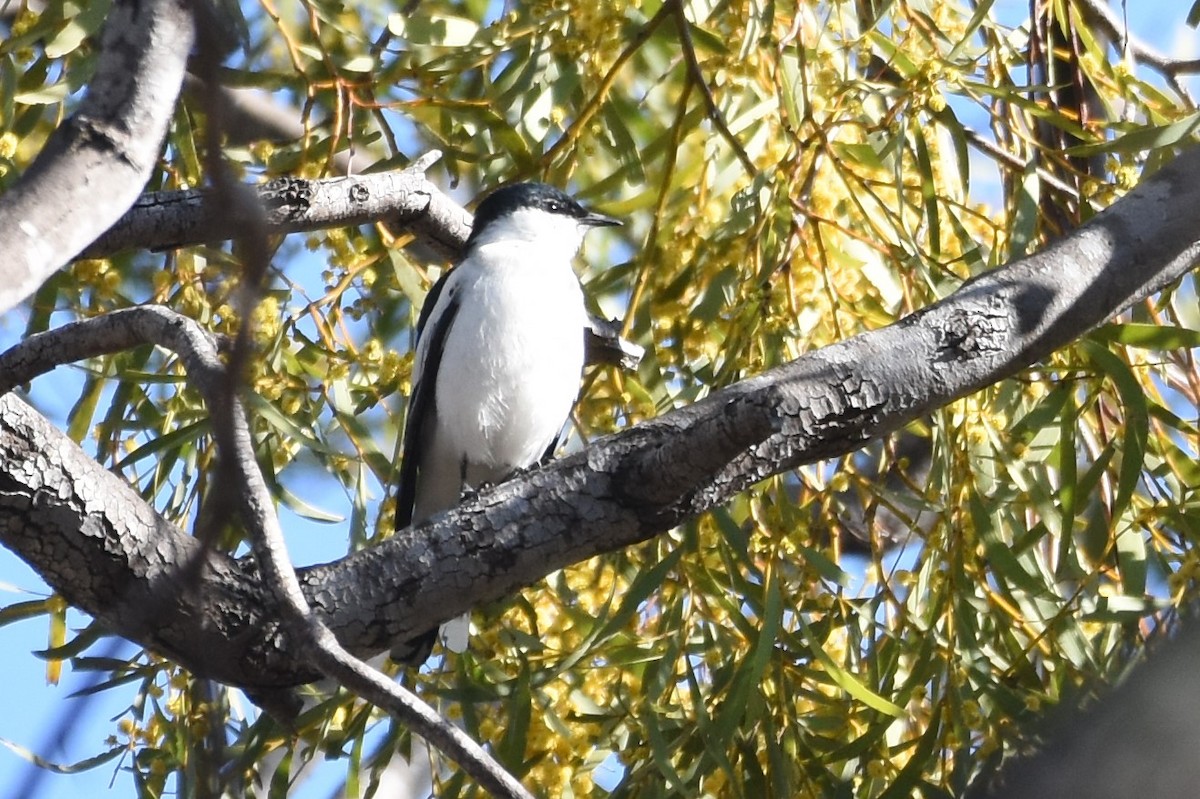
[79, 154, 472, 262]
[0, 0, 194, 315]
[2, 147, 1199, 690]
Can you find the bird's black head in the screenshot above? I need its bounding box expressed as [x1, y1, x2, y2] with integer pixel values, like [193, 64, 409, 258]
[467, 182, 619, 246]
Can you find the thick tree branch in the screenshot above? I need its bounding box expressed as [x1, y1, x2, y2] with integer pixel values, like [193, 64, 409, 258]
[0, 0, 193, 315]
[1, 148, 1199, 690]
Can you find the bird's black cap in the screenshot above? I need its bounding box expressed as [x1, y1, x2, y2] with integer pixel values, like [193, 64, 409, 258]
[468, 182, 620, 244]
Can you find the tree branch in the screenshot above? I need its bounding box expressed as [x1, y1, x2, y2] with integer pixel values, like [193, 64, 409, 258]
[2, 147, 1199, 692]
[80, 154, 471, 261]
[0, 0, 194, 316]
[186, 28, 533, 792]
[669, 0, 756, 176]
[0, 300, 531, 796]
[974, 621, 1200, 799]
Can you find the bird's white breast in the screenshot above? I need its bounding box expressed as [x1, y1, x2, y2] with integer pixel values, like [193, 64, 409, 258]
[434, 243, 587, 480]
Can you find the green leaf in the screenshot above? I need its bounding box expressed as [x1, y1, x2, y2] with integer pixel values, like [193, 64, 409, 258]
[31, 620, 107, 660]
[1010, 170, 1040, 258]
[0, 739, 122, 774]
[911, 122, 941, 255]
[1115, 520, 1147, 598]
[944, 0, 996, 61]
[248, 393, 332, 454]
[1056, 387, 1079, 543]
[278, 483, 343, 523]
[969, 492, 1047, 596]
[66, 375, 106, 444]
[876, 709, 944, 799]
[15, 80, 73, 105]
[712, 564, 782, 737]
[1082, 594, 1162, 623]
[0, 598, 54, 628]
[796, 615, 904, 717]
[592, 544, 684, 644]
[44, 0, 110, 59]
[645, 708, 690, 794]
[388, 13, 480, 47]
[931, 105, 970, 196]
[497, 666, 532, 774]
[1081, 340, 1148, 530]
[341, 55, 377, 73]
[1090, 322, 1200, 351]
[66, 668, 147, 698]
[112, 418, 209, 471]
[1069, 111, 1200, 156]
[269, 744, 294, 799]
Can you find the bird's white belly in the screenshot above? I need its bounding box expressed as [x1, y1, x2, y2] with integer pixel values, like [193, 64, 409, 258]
[434, 260, 586, 481]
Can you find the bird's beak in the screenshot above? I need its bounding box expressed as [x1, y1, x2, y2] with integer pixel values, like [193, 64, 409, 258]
[582, 211, 622, 228]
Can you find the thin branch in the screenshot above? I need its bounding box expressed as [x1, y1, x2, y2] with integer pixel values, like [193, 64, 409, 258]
[669, 0, 757, 176]
[962, 123, 1085, 200]
[1076, 0, 1200, 100]
[80, 160, 642, 370]
[189, 18, 532, 795]
[80, 158, 472, 262]
[0, 306, 225, 396]
[540, 3, 672, 168]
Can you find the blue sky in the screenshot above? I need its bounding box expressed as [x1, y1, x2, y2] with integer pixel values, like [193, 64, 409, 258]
[1, 2, 1198, 797]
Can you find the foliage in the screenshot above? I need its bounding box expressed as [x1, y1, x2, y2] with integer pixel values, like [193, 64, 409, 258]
[2, 0, 1200, 797]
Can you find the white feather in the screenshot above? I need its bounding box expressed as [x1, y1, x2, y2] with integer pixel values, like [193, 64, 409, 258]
[416, 208, 587, 503]
[410, 206, 595, 653]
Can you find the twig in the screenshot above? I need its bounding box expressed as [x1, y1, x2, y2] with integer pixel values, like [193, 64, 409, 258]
[1076, 0, 1200, 101]
[960, 123, 1086, 200]
[0, 300, 532, 799]
[187, 7, 534, 796]
[669, 0, 757, 176]
[79, 158, 470, 262]
[540, 3, 672, 167]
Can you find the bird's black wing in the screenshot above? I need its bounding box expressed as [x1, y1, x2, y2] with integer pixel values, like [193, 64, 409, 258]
[394, 270, 458, 532]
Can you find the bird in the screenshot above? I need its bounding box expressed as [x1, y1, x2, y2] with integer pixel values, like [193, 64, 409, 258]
[391, 182, 620, 664]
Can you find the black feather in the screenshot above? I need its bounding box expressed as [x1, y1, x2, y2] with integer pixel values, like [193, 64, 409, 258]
[394, 271, 458, 532]
[467, 182, 593, 246]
